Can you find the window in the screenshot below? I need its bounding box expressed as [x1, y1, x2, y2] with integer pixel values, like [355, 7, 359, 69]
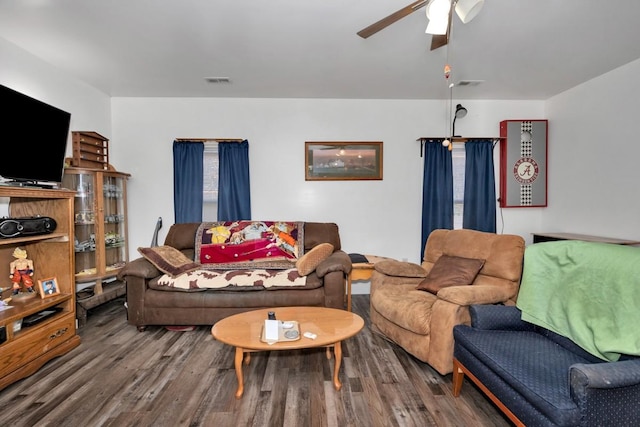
[452, 143, 465, 229]
[203, 142, 218, 221]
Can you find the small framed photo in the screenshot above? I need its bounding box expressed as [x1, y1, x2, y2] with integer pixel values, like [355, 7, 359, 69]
[38, 277, 60, 298]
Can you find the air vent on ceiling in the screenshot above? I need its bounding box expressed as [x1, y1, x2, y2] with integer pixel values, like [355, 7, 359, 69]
[204, 77, 231, 84]
[456, 80, 484, 87]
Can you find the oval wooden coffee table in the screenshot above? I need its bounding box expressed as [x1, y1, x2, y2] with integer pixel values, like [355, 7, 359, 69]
[211, 306, 364, 398]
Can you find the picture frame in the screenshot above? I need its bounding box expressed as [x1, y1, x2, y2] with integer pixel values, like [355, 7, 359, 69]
[305, 141, 383, 181]
[38, 277, 60, 298]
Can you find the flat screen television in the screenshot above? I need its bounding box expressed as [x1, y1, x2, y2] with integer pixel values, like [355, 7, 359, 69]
[0, 84, 71, 186]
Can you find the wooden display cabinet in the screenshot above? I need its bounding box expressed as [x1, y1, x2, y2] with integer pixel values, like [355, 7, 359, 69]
[62, 168, 130, 326]
[0, 186, 80, 391]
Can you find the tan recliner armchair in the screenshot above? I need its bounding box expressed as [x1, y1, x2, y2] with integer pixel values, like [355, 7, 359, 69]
[369, 229, 525, 375]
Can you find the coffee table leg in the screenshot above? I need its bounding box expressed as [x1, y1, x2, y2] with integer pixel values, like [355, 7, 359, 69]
[333, 341, 342, 390]
[234, 347, 244, 398]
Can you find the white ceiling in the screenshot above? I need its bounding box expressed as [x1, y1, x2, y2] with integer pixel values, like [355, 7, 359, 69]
[2, 1, 640, 100]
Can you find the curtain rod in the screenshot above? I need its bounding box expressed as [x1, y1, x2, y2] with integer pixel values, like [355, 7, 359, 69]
[416, 136, 504, 142]
[416, 137, 504, 157]
[175, 138, 245, 142]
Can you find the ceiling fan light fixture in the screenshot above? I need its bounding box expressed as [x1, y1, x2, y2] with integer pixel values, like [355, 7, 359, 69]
[426, 0, 450, 19]
[426, 19, 448, 35]
[455, 0, 484, 24]
[425, 0, 450, 34]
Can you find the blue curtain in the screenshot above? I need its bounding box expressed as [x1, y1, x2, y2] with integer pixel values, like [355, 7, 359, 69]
[218, 139, 251, 221]
[463, 139, 496, 232]
[173, 140, 204, 223]
[421, 140, 453, 260]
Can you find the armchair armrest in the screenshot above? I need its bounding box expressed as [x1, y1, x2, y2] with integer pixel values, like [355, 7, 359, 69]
[437, 284, 517, 306]
[117, 257, 161, 281]
[468, 305, 535, 331]
[315, 250, 352, 278]
[570, 359, 640, 424]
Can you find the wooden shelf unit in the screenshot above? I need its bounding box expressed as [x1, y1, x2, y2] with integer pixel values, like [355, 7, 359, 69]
[0, 186, 80, 391]
[71, 131, 109, 170]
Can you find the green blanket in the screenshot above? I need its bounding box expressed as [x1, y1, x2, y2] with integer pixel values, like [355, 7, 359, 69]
[516, 240, 640, 361]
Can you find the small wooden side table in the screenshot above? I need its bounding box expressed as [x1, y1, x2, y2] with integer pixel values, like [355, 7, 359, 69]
[346, 255, 391, 312]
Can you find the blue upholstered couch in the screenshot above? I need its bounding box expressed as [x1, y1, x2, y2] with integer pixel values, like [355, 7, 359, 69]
[453, 305, 640, 426]
[452, 241, 640, 426]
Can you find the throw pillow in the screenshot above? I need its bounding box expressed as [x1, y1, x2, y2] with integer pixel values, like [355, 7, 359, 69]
[416, 255, 485, 294]
[296, 243, 334, 276]
[138, 246, 201, 277]
[374, 260, 428, 278]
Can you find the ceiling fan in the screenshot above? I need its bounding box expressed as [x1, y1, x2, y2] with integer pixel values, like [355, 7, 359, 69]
[357, 0, 484, 51]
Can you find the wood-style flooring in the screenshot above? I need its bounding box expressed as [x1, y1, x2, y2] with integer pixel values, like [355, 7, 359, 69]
[0, 295, 512, 427]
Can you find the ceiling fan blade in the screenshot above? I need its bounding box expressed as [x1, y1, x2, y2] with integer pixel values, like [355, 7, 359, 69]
[357, 0, 429, 39]
[430, 1, 454, 50]
[430, 34, 448, 50]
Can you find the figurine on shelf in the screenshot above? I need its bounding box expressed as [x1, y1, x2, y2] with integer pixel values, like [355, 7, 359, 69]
[9, 247, 35, 295]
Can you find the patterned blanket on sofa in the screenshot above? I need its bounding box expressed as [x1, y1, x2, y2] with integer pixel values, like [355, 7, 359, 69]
[156, 268, 306, 290]
[195, 221, 304, 270]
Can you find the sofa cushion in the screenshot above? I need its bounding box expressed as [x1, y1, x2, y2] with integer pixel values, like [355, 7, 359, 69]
[163, 222, 201, 250]
[296, 243, 334, 276]
[138, 245, 201, 277]
[304, 222, 341, 252]
[374, 260, 428, 278]
[454, 325, 587, 426]
[416, 255, 485, 294]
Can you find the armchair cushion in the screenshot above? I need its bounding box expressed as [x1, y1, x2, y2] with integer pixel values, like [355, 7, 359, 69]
[371, 283, 436, 335]
[416, 255, 485, 294]
[374, 260, 428, 278]
[137, 245, 201, 277]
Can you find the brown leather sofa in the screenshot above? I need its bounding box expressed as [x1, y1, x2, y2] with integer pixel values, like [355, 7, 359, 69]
[369, 229, 525, 375]
[118, 222, 351, 330]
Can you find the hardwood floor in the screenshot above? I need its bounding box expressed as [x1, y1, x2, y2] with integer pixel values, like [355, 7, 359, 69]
[0, 295, 511, 427]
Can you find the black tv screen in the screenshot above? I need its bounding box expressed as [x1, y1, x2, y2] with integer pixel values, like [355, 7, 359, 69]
[0, 84, 71, 184]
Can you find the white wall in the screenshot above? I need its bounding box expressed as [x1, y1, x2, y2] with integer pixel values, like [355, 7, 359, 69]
[111, 97, 545, 271]
[0, 37, 111, 153]
[544, 58, 640, 241]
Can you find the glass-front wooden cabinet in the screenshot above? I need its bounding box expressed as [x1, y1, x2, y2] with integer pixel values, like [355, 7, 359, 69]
[62, 167, 130, 325]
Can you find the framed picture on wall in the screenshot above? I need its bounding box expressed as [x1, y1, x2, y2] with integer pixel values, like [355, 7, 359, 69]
[305, 141, 383, 181]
